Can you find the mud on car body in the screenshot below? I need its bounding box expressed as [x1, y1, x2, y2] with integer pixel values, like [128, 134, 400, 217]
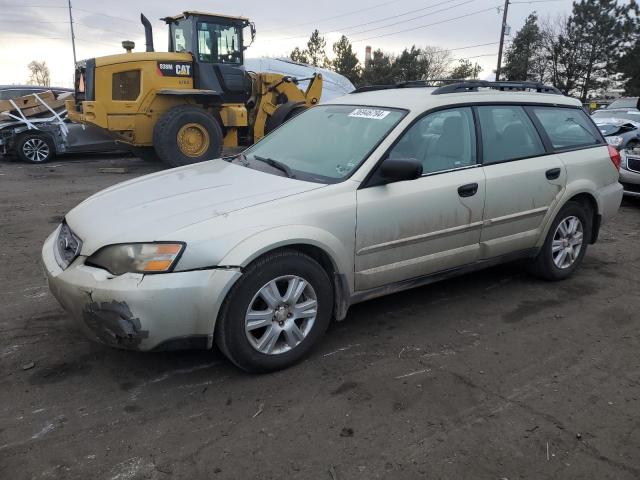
[43, 81, 623, 372]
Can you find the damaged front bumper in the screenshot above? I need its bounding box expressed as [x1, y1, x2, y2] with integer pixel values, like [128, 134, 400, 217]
[42, 230, 241, 351]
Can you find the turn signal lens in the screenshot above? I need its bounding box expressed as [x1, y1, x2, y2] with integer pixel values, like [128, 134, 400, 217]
[87, 242, 185, 275]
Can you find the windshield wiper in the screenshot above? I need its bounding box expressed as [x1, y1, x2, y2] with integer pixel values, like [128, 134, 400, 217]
[251, 155, 296, 178]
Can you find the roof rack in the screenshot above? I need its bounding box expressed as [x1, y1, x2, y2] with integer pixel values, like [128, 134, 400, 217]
[350, 78, 467, 94]
[431, 80, 562, 95]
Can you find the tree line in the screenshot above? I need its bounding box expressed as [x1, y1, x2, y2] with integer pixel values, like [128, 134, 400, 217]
[290, 0, 640, 100]
[502, 0, 639, 101]
[289, 30, 482, 87]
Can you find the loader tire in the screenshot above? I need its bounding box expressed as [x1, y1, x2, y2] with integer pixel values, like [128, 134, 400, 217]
[264, 102, 307, 135]
[153, 105, 223, 168]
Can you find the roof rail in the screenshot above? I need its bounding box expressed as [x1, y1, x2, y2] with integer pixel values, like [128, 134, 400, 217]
[431, 80, 562, 95]
[350, 78, 467, 94]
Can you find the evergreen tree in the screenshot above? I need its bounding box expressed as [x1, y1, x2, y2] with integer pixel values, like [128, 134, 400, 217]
[289, 30, 329, 67]
[332, 35, 361, 85]
[618, 40, 640, 96]
[306, 29, 330, 68]
[503, 13, 543, 81]
[448, 59, 482, 80]
[566, 0, 634, 101]
[290, 47, 309, 64]
[360, 49, 396, 85]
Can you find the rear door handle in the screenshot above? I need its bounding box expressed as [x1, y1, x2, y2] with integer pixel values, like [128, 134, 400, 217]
[458, 182, 479, 197]
[546, 168, 561, 180]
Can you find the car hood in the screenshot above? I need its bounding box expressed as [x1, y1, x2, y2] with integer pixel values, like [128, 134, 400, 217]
[66, 159, 325, 254]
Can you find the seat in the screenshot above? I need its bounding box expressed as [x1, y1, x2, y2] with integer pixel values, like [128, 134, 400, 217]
[425, 116, 465, 172]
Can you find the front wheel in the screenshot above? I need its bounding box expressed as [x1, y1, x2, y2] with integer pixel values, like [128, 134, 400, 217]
[215, 249, 333, 373]
[528, 201, 592, 281]
[153, 105, 223, 168]
[17, 133, 55, 163]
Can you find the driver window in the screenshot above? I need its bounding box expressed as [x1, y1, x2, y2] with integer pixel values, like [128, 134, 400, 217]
[388, 107, 477, 174]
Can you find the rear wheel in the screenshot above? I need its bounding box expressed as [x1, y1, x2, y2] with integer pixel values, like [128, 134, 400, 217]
[528, 201, 591, 281]
[153, 105, 223, 168]
[215, 249, 333, 373]
[17, 133, 54, 164]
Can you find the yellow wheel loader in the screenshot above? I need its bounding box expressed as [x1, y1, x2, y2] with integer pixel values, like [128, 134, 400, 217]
[66, 12, 323, 167]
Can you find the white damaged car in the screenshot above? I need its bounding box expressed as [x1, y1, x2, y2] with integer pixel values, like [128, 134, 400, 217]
[43, 81, 623, 372]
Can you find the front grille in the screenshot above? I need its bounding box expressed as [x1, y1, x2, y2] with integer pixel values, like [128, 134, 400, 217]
[627, 156, 640, 173]
[54, 223, 82, 270]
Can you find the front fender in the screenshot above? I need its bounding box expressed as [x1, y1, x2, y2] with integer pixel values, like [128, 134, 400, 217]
[218, 224, 354, 293]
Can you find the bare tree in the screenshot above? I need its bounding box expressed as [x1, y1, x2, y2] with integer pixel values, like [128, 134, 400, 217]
[419, 46, 452, 80]
[27, 60, 50, 86]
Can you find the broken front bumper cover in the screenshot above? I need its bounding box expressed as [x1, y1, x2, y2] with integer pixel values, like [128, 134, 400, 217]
[42, 229, 241, 351]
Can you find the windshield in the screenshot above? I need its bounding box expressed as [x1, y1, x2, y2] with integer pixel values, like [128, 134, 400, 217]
[241, 105, 406, 183]
[592, 110, 640, 123]
[607, 98, 639, 109]
[197, 22, 242, 64]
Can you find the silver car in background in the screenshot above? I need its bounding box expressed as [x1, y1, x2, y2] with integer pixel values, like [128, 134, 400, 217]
[42, 81, 623, 372]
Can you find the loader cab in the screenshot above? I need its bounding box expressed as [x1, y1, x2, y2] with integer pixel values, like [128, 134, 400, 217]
[164, 11, 255, 103]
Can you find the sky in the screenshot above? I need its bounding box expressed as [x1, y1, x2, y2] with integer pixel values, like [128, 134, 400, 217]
[0, 0, 576, 87]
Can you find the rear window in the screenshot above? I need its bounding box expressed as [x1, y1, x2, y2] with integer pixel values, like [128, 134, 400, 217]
[532, 107, 603, 150]
[607, 98, 639, 110]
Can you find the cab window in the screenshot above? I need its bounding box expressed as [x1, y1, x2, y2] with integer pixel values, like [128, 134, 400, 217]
[388, 107, 477, 174]
[477, 105, 545, 164]
[197, 22, 241, 64]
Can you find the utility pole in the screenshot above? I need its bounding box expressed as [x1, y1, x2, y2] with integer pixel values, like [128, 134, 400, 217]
[495, 0, 509, 81]
[67, 0, 77, 67]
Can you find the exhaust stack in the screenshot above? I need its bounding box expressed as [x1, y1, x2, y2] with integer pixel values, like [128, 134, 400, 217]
[140, 14, 154, 52]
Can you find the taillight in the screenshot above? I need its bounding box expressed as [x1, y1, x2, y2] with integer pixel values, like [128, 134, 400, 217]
[608, 145, 621, 170]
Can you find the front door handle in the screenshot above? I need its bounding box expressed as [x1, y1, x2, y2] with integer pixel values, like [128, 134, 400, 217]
[546, 168, 561, 180]
[458, 182, 479, 197]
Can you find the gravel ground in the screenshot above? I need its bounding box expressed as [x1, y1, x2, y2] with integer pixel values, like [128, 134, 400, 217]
[1, 155, 639, 480]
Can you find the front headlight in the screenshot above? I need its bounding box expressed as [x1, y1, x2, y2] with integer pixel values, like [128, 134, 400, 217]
[606, 136, 624, 148]
[87, 242, 185, 275]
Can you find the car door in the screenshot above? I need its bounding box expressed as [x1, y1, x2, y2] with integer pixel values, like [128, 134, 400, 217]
[477, 105, 566, 259]
[355, 106, 486, 291]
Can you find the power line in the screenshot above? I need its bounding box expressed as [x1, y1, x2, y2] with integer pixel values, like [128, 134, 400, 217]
[260, 0, 404, 33]
[3, 3, 138, 24]
[270, 0, 478, 41]
[352, 5, 500, 42]
[346, 0, 478, 37]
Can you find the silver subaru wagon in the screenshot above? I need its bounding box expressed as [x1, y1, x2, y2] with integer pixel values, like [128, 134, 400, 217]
[43, 81, 623, 372]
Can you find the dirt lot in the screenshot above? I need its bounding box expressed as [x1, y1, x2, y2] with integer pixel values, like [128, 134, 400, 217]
[1, 155, 639, 480]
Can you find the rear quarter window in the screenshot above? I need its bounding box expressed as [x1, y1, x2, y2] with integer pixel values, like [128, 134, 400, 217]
[532, 107, 603, 150]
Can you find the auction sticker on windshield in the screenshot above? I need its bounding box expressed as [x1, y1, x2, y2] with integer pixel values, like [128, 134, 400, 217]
[349, 108, 391, 120]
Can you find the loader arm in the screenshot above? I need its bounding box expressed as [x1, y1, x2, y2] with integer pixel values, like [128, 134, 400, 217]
[252, 73, 322, 141]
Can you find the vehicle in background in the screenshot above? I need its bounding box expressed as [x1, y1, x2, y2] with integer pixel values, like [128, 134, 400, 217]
[0, 85, 73, 100]
[620, 149, 640, 197]
[43, 80, 623, 372]
[591, 111, 640, 152]
[606, 97, 640, 110]
[0, 86, 118, 163]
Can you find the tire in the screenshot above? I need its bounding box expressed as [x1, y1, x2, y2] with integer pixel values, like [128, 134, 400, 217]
[528, 201, 592, 281]
[153, 105, 223, 168]
[17, 133, 55, 164]
[264, 103, 307, 135]
[215, 249, 333, 373]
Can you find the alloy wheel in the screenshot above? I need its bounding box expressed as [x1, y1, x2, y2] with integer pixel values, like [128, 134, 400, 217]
[552, 215, 584, 269]
[244, 275, 317, 355]
[22, 138, 50, 162]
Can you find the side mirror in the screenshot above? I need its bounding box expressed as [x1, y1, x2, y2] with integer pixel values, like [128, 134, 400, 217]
[379, 158, 423, 183]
